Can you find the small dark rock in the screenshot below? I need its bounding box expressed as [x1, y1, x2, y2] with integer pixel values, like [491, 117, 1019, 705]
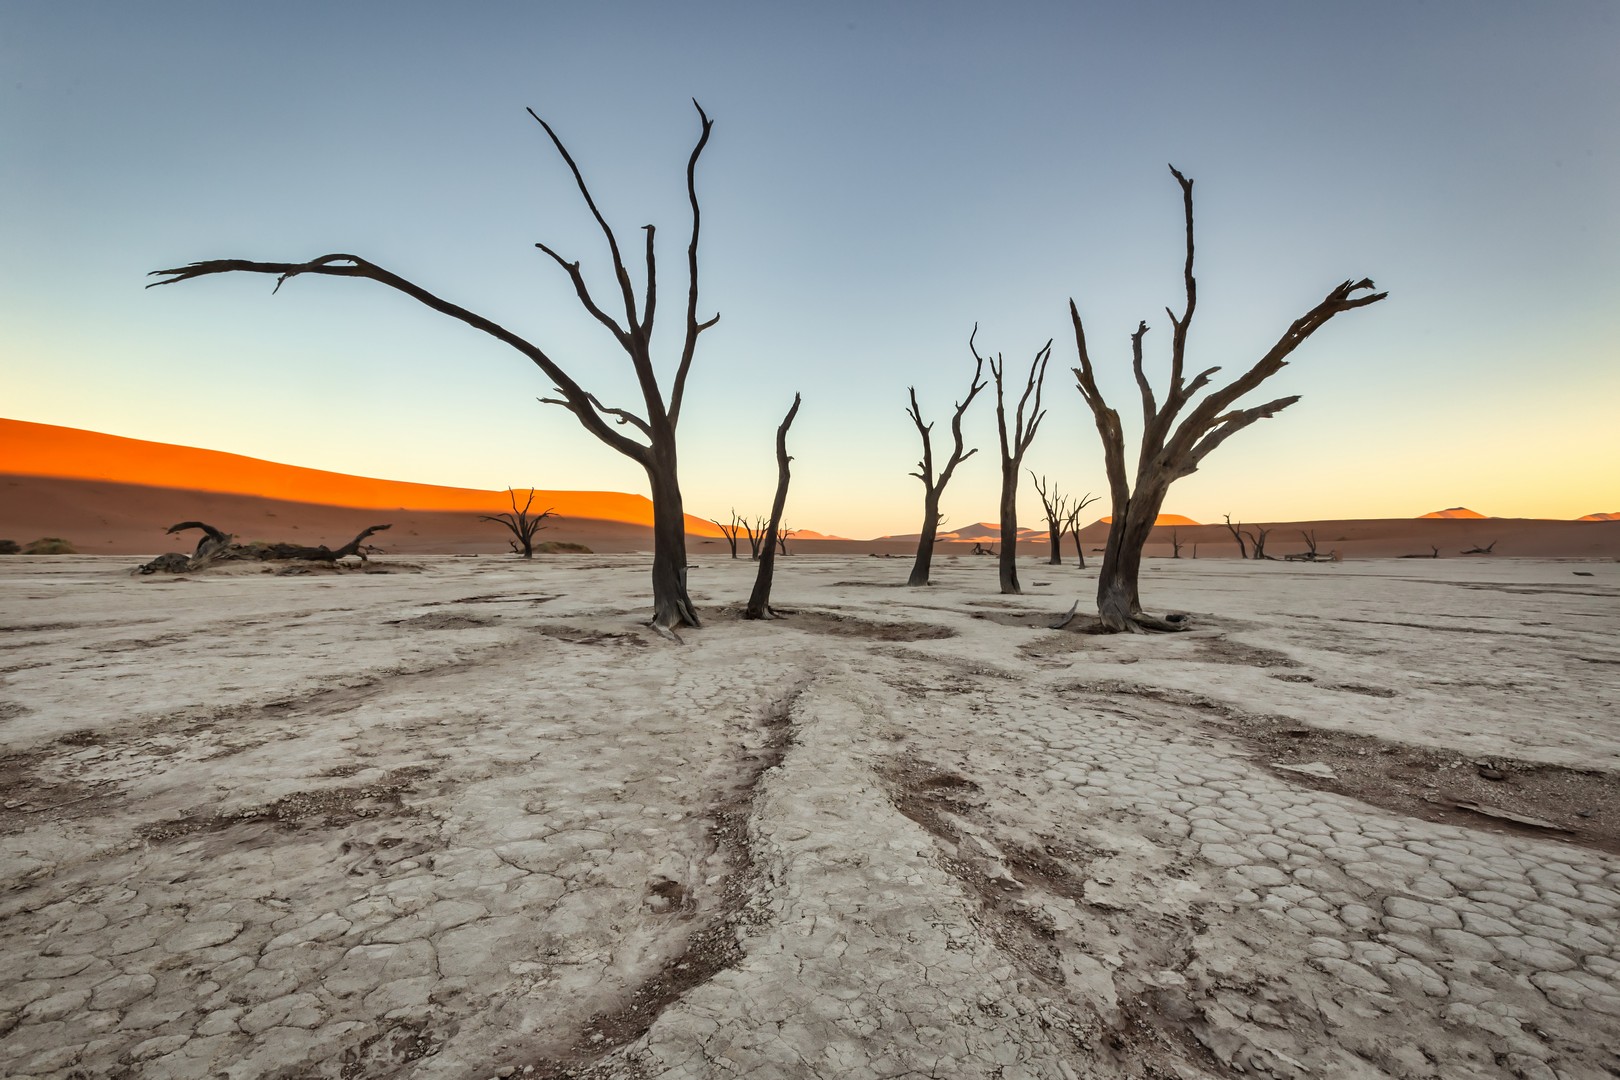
[1477, 767, 1506, 782]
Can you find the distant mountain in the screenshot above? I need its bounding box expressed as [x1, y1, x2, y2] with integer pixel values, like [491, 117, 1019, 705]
[1579, 512, 1620, 522]
[1420, 507, 1487, 519]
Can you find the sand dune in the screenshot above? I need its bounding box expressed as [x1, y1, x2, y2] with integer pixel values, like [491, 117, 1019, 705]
[1421, 507, 1488, 519]
[4, 419, 1617, 560]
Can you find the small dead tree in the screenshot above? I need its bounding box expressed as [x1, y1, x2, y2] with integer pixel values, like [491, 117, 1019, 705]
[1170, 530, 1183, 559]
[905, 351, 988, 586]
[1222, 514, 1250, 560]
[1249, 526, 1273, 561]
[150, 103, 719, 639]
[1031, 473, 1068, 565]
[710, 510, 743, 558]
[1069, 166, 1385, 631]
[1062, 493, 1101, 569]
[982, 331, 1052, 594]
[775, 528, 795, 556]
[1461, 540, 1498, 555]
[745, 394, 801, 620]
[741, 516, 766, 560]
[481, 488, 556, 558]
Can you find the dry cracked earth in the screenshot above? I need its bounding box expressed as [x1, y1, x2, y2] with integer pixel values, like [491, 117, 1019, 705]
[1, 554, 1617, 1079]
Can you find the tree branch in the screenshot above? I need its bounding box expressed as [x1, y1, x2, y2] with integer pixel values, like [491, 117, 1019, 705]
[149, 254, 650, 464]
[669, 99, 717, 429]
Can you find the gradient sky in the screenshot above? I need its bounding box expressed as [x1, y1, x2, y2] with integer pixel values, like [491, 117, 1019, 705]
[4, 2, 1616, 538]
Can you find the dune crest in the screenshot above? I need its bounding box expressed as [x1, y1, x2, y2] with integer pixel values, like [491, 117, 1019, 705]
[1420, 507, 1487, 519]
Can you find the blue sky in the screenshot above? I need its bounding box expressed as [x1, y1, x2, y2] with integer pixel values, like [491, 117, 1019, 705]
[4, 2, 1616, 536]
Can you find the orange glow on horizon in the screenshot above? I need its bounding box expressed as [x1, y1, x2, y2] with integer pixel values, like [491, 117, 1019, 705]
[1, 419, 725, 536]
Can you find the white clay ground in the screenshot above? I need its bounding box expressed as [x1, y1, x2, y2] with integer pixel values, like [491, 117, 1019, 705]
[1, 554, 1617, 1079]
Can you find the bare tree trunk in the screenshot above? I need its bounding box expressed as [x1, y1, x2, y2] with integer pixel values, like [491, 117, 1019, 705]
[647, 449, 699, 636]
[999, 459, 1023, 594]
[746, 395, 801, 620]
[907, 493, 944, 586]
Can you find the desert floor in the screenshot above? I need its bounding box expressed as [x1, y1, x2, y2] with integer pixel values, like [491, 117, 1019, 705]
[1, 554, 1618, 1079]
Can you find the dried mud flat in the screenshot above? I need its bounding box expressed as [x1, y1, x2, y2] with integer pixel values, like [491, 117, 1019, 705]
[1, 553, 1618, 1080]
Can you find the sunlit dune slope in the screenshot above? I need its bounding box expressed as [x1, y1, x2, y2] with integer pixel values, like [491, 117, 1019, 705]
[1, 419, 722, 536]
[1579, 512, 1620, 522]
[1421, 507, 1487, 519]
[1098, 513, 1201, 527]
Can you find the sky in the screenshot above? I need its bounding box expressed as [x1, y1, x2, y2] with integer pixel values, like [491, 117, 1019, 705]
[3, 2, 1616, 538]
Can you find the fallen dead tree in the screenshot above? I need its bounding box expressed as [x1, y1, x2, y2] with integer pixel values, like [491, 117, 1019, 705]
[137, 522, 391, 574]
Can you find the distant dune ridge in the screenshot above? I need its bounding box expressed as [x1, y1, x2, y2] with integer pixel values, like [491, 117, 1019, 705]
[2, 418, 1617, 558]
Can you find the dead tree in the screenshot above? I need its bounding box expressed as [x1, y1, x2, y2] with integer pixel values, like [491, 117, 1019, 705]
[261, 525, 393, 563]
[710, 510, 743, 558]
[1400, 545, 1441, 559]
[481, 488, 556, 558]
[1069, 166, 1385, 631]
[775, 528, 795, 556]
[745, 395, 801, 620]
[982, 331, 1052, 594]
[905, 350, 988, 586]
[1461, 540, 1498, 555]
[149, 103, 719, 640]
[1061, 493, 1101, 568]
[146, 522, 391, 572]
[1249, 526, 1273, 560]
[1222, 514, 1250, 560]
[741, 516, 766, 560]
[1170, 530, 1183, 558]
[1031, 473, 1068, 565]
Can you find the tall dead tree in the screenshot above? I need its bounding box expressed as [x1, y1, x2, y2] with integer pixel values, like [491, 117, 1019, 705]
[149, 103, 719, 639]
[983, 332, 1052, 595]
[745, 394, 801, 620]
[481, 488, 556, 558]
[1070, 166, 1385, 631]
[905, 348, 988, 586]
[1030, 473, 1068, 565]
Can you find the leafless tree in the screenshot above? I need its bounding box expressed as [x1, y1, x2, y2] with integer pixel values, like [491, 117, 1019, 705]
[710, 510, 743, 558]
[1249, 525, 1274, 561]
[775, 528, 796, 556]
[741, 516, 766, 560]
[905, 347, 988, 586]
[1461, 540, 1498, 555]
[981, 331, 1052, 594]
[1061, 493, 1101, 569]
[1069, 166, 1385, 631]
[1170, 530, 1183, 559]
[482, 488, 556, 558]
[745, 395, 801, 620]
[1030, 473, 1068, 565]
[149, 103, 719, 639]
[1222, 514, 1250, 560]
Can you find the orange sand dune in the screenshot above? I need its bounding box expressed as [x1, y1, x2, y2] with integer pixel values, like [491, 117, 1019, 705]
[1, 419, 722, 537]
[1421, 507, 1487, 519]
[1098, 514, 1201, 527]
[1580, 512, 1620, 522]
